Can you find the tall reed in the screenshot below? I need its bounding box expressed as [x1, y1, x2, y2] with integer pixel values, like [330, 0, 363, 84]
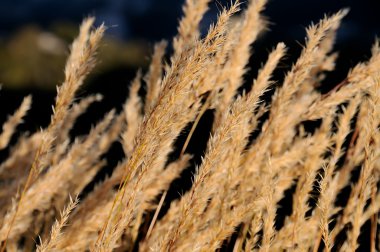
[0, 0, 379, 251]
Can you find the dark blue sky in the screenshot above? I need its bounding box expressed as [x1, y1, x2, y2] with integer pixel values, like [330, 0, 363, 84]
[0, 0, 378, 43]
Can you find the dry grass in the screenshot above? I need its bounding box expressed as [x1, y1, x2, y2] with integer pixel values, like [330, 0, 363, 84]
[0, 0, 379, 251]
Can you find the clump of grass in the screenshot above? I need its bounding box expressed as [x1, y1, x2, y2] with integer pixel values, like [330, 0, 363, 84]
[0, 0, 379, 251]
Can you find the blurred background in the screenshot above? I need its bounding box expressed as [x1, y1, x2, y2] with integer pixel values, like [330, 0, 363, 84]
[0, 0, 379, 131]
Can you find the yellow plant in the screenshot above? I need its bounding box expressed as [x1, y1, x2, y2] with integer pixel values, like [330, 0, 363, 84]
[0, 0, 379, 251]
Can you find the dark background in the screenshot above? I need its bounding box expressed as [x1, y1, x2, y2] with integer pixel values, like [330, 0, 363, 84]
[0, 0, 379, 132]
[0, 1, 379, 251]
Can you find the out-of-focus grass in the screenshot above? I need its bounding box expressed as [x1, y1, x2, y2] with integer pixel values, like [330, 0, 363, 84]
[0, 23, 149, 90]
